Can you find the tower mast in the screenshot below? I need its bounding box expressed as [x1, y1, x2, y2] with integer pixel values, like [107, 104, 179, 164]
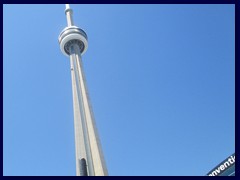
[58, 4, 108, 176]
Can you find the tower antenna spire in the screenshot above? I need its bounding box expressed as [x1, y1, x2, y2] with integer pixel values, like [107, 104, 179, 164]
[65, 4, 74, 26]
[65, 4, 70, 9]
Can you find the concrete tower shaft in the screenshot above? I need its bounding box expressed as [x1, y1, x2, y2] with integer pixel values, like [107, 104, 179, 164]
[58, 4, 108, 176]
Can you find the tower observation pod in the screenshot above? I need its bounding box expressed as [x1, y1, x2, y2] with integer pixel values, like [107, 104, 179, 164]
[58, 4, 108, 176]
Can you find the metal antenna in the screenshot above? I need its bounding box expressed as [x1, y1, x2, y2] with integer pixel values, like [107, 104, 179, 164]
[65, 4, 74, 26]
[65, 4, 70, 9]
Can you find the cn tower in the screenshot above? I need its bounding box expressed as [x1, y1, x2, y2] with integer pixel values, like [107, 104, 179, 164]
[58, 4, 108, 176]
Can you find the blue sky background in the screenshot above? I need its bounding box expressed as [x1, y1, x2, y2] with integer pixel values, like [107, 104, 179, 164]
[3, 4, 235, 176]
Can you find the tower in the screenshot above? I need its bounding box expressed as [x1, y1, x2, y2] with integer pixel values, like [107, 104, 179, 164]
[58, 4, 108, 176]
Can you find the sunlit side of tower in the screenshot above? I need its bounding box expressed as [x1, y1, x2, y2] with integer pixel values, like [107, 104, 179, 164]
[58, 4, 108, 176]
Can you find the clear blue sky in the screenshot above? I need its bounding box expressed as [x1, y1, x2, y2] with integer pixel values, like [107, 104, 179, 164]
[3, 4, 235, 176]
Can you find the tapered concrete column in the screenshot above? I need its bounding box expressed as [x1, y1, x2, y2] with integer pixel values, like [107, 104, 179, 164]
[59, 4, 108, 176]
